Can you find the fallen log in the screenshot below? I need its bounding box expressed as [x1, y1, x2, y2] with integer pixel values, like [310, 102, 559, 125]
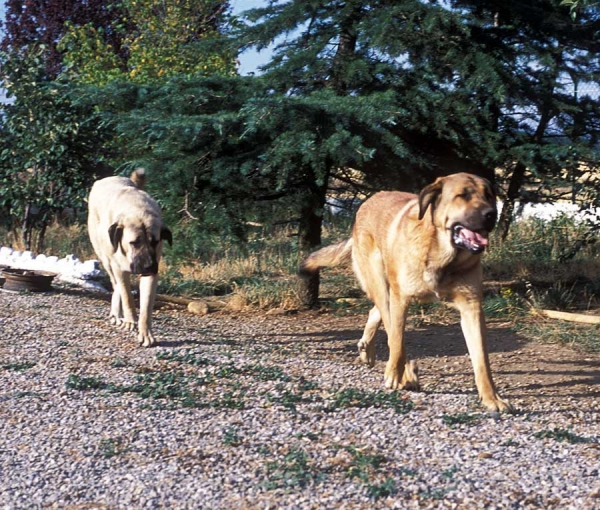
[155, 293, 194, 305]
[540, 309, 600, 325]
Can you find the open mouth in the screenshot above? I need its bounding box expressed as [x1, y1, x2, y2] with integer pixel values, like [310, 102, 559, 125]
[452, 224, 489, 254]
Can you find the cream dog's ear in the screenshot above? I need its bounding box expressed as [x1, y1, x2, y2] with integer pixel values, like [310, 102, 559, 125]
[161, 227, 173, 247]
[108, 222, 124, 252]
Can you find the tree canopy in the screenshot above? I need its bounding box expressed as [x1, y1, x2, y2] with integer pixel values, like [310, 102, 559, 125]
[0, 0, 599, 304]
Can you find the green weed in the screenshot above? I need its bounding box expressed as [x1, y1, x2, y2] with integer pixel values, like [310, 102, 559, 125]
[1, 361, 36, 372]
[262, 447, 322, 490]
[326, 387, 413, 414]
[156, 350, 212, 366]
[345, 446, 387, 483]
[366, 477, 396, 500]
[66, 374, 108, 391]
[222, 426, 242, 447]
[441, 413, 481, 427]
[533, 428, 593, 444]
[98, 438, 127, 458]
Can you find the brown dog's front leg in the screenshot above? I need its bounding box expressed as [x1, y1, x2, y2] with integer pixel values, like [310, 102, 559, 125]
[455, 296, 514, 413]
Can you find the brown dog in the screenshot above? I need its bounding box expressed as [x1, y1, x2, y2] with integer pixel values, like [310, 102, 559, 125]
[87, 168, 172, 347]
[301, 173, 512, 412]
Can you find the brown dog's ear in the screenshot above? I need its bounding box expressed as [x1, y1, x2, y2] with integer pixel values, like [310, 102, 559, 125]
[484, 179, 496, 201]
[418, 179, 444, 220]
[108, 223, 124, 252]
[161, 227, 173, 247]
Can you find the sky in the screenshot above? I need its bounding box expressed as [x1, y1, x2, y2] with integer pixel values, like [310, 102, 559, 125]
[230, 0, 272, 75]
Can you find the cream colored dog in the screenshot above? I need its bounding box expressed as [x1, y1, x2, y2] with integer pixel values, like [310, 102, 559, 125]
[87, 169, 172, 347]
[301, 173, 512, 412]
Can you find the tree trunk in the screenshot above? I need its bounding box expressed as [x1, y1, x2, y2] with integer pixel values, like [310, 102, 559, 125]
[496, 161, 527, 240]
[21, 203, 32, 251]
[297, 181, 328, 308]
[37, 219, 48, 253]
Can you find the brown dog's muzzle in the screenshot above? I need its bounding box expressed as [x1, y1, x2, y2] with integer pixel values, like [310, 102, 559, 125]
[452, 207, 497, 254]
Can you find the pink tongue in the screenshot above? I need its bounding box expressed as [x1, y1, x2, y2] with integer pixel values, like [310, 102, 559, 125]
[461, 228, 488, 246]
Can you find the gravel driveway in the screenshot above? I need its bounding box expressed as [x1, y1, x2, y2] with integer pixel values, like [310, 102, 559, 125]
[1, 288, 599, 509]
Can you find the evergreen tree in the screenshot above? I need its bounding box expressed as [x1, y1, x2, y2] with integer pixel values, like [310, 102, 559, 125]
[84, 0, 600, 305]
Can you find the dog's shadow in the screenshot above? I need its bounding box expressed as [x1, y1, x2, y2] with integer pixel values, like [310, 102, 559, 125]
[290, 321, 600, 405]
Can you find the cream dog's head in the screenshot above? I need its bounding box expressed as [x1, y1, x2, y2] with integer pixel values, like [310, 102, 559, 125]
[418, 173, 497, 254]
[108, 215, 172, 275]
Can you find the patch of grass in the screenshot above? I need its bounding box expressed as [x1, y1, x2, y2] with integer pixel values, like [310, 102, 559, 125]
[13, 391, 42, 398]
[441, 412, 481, 427]
[222, 426, 242, 447]
[515, 320, 600, 353]
[533, 428, 593, 444]
[98, 438, 127, 458]
[366, 477, 396, 500]
[483, 289, 528, 319]
[485, 215, 600, 285]
[212, 390, 246, 409]
[215, 362, 292, 382]
[441, 465, 459, 479]
[109, 371, 208, 405]
[1, 361, 36, 372]
[527, 281, 578, 311]
[66, 374, 108, 391]
[262, 447, 323, 491]
[325, 387, 413, 414]
[156, 350, 212, 366]
[266, 389, 311, 412]
[110, 358, 128, 368]
[345, 446, 387, 483]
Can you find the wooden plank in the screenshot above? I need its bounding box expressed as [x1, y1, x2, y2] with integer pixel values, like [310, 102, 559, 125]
[541, 309, 600, 325]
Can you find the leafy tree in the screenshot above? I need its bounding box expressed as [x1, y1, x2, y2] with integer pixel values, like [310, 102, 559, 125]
[1, 0, 123, 78]
[0, 47, 110, 251]
[1, 1, 234, 84]
[59, 0, 235, 85]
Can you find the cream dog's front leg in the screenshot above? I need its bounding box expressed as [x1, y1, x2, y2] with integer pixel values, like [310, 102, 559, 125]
[138, 274, 158, 347]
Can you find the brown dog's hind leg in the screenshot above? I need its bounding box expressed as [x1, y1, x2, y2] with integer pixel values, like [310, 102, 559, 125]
[383, 292, 420, 390]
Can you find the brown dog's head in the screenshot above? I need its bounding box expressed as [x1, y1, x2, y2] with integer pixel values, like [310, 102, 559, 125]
[418, 173, 496, 254]
[109, 216, 172, 275]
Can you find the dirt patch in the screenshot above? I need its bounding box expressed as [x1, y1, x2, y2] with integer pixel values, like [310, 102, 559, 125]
[260, 310, 600, 414]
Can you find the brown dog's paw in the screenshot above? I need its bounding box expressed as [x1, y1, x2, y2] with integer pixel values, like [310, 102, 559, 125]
[357, 339, 376, 367]
[482, 395, 515, 414]
[384, 360, 421, 391]
[400, 360, 420, 391]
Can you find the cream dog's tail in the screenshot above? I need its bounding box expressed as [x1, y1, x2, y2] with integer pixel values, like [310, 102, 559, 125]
[300, 238, 353, 273]
[130, 168, 146, 190]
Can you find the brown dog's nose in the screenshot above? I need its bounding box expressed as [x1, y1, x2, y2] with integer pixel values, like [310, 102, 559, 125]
[483, 208, 497, 231]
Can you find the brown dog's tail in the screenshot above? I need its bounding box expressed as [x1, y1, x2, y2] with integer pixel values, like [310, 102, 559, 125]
[130, 168, 146, 190]
[300, 238, 353, 274]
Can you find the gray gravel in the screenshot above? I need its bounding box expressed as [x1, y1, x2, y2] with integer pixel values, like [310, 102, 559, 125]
[1, 288, 599, 509]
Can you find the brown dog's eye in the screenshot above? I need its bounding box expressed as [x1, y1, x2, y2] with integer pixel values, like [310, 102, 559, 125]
[130, 239, 141, 247]
[456, 189, 472, 201]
